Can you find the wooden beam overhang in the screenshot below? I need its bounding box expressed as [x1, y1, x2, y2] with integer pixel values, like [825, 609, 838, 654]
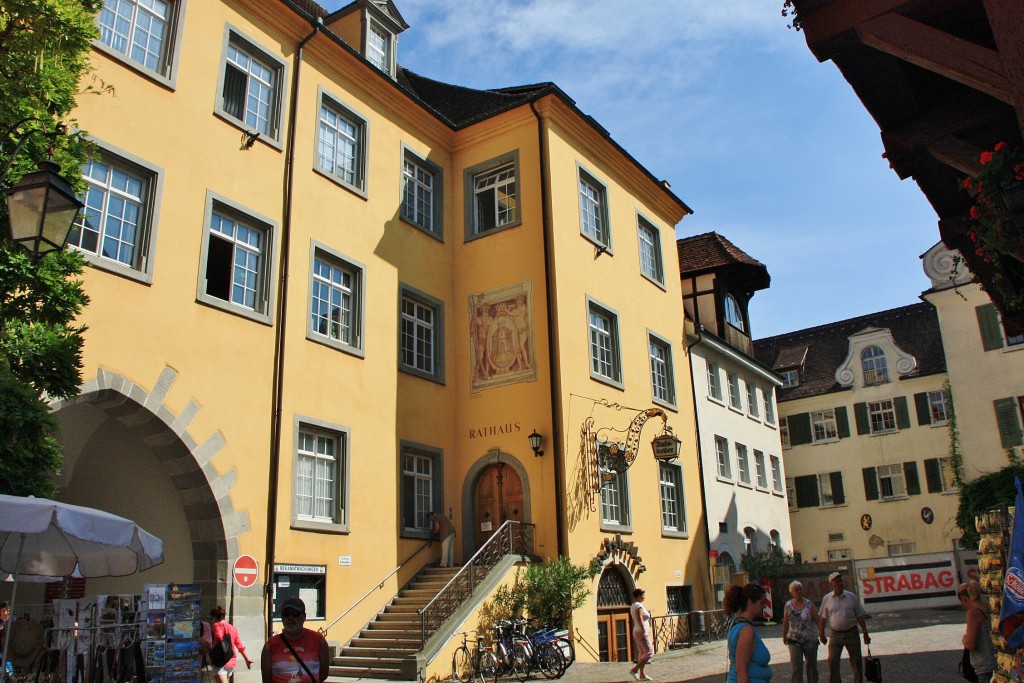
[799, 0, 910, 61]
[982, 0, 1024, 137]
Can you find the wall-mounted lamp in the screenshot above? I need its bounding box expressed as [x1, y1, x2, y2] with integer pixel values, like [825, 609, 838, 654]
[527, 430, 544, 457]
[5, 160, 83, 259]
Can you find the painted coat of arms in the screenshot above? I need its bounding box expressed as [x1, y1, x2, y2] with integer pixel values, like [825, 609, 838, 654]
[469, 281, 536, 392]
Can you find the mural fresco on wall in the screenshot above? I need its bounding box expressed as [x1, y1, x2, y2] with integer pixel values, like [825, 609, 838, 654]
[469, 281, 536, 392]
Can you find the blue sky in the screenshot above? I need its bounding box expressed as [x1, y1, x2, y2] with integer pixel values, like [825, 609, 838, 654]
[321, 0, 941, 337]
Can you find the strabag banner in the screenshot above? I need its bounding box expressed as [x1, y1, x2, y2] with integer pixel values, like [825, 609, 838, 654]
[999, 478, 1024, 648]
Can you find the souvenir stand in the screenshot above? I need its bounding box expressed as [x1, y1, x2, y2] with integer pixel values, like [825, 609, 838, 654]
[977, 505, 1016, 682]
[4, 583, 202, 683]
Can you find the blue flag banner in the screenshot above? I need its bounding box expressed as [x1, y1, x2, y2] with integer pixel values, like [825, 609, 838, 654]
[1000, 477, 1024, 647]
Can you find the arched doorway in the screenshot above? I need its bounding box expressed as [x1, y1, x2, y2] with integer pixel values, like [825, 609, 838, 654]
[596, 565, 634, 663]
[713, 552, 737, 607]
[472, 461, 524, 548]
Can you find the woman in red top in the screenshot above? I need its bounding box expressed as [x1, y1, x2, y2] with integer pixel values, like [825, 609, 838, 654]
[210, 606, 253, 682]
[261, 598, 329, 683]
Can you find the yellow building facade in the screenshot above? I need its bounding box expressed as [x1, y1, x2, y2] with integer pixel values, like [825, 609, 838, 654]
[30, 0, 710, 674]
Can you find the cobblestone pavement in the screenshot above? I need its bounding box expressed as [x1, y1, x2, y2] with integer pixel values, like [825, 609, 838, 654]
[556, 608, 969, 683]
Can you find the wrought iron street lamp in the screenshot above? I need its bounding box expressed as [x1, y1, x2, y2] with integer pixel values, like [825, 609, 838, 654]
[4, 160, 83, 258]
[528, 430, 544, 457]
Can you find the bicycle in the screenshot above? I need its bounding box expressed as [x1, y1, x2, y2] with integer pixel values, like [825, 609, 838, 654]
[452, 630, 499, 683]
[514, 620, 567, 679]
[490, 618, 531, 681]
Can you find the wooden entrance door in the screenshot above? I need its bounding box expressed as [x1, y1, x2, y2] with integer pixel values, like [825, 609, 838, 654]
[597, 610, 632, 662]
[473, 463, 524, 549]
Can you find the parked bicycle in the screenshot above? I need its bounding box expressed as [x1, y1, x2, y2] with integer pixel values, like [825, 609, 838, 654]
[513, 619, 569, 679]
[452, 630, 499, 683]
[489, 618, 531, 681]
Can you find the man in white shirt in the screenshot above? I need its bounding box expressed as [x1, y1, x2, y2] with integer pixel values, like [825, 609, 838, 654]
[818, 572, 870, 683]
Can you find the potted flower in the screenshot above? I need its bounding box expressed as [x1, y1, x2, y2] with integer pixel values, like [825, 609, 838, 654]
[962, 142, 1024, 264]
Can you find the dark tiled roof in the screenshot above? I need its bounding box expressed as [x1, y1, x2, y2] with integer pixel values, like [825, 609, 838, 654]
[397, 69, 553, 128]
[753, 302, 947, 401]
[677, 232, 770, 291]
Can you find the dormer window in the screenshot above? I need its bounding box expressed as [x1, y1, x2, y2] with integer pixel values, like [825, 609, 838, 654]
[366, 19, 393, 75]
[780, 369, 799, 388]
[724, 294, 744, 332]
[861, 345, 888, 385]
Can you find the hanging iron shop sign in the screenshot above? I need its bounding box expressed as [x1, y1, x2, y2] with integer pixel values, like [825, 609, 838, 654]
[651, 432, 681, 462]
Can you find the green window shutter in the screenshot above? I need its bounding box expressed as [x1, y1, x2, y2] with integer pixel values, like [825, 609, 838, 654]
[863, 467, 879, 501]
[895, 396, 911, 430]
[854, 403, 870, 435]
[995, 398, 1024, 448]
[904, 461, 921, 496]
[795, 475, 820, 508]
[830, 471, 846, 505]
[836, 406, 851, 438]
[789, 413, 813, 446]
[976, 304, 1004, 352]
[914, 392, 931, 426]
[924, 458, 943, 493]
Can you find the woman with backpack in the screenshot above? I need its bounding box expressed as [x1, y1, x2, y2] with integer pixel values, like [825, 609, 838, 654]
[210, 606, 253, 682]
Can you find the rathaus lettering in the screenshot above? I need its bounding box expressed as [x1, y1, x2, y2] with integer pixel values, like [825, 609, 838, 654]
[469, 422, 521, 439]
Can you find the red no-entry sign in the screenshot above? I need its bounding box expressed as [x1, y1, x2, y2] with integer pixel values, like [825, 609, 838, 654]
[234, 555, 259, 588]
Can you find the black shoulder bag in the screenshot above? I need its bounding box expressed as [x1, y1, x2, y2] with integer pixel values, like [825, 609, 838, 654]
[281, 635, 318, 683]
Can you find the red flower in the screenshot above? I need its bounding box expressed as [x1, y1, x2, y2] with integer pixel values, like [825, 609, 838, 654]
[995, 141, 1008, 152]
[1016, 163, 1024, 181]
[976, 247, 985, 257]
[969, 231, 978, 242]
[970, 205, 981, 220]
[963, 177, 973, 190]
[977, 181, 984, 193]
[980, 151, 993, 165]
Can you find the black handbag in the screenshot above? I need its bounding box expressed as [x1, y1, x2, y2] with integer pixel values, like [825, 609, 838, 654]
[864, 646, 882, 683]
[959, 647, 978, 682]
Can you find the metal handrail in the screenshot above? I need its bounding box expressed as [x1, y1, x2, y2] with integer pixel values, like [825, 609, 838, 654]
[418, 520, 535, 646]
[319, 538, 434, 637]
[650, 609, 728, 652]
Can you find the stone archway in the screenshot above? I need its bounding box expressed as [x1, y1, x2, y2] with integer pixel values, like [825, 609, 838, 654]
[50, 366, 247, 609]
[460, 449, 532, 561]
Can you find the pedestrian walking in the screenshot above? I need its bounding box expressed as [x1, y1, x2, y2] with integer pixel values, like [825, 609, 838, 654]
[818, 572, 870, 683]
[959, 580, 996, 683]
[628, 588, 654, 681]
[725, 583, 772, 683]
[210, 605, 253, 682]
[427, 511, 456, 568]
[782, 580, 821, 683]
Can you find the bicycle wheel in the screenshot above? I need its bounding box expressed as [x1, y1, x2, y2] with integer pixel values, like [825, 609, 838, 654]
[511, 642, 532, 682]
[535, 642, 564, 679]
[478, 649, 500, 683]
[453, 646, 473, 683]
[554, 637, 575, 665]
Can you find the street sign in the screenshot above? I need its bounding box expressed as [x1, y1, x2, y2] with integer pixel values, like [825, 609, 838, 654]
[234, 555, 259, 588]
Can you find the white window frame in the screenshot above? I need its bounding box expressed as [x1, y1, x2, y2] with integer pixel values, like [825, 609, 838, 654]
[399, 285, 445, 383]
[929, 390, 950, 425]
[400, 146, 443, 238]
[587, 298, 623, 388]
[877, 463, 907, 500]
[599, 460, 631, 531]
[747, 382, 760, 418]
[811, 409, 838, 442]
[648, 331, 676, 409]
[817, 473, 837, 506]
[707, 361, 723, 401]
[400, 441, 443, 538]
[715, 436, 731, 479]
[764, 390, 776, 424]
[292, 416, 350, 532]
[785, 477, 797, 511]
[94, 0, 185, 87]
[659, 462, 687, 536]
[736, 443, 750, 485]
[724, 294, 745, 332]
[828, 548, 852, 561]
[743, 526, 756, 556]
[365, 17, 394, 76]
[316, 89, 369, 195]
[307, 242, 365, 356]
[728, 372, 742, 411]
[939, 456, 958, 492]
[197, 191, 276, 324]
[780, 416, 791, 449]
[216, 27, 286, 146]
[781, 369, 799, 388]
[869, 400, 897, 434]
[637, 215, 665, 286]
[754, 450, 768, 489]
[465, 152, 520, 238]
[887, 541, 915, 557]
[770, 455, 783, 493]
[578, 166, 610, 248]
[70, 141, 161, 282]
[862, 345, 889, 385]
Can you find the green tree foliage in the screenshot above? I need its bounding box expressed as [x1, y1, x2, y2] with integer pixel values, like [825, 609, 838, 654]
[956, 465, 1024, 549]
[482, 557, 600, 630]
[0, 0, 101, 496]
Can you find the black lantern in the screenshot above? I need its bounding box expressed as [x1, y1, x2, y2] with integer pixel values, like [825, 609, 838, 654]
[5, 160, 83, 258]
[528, 430, 544, 457]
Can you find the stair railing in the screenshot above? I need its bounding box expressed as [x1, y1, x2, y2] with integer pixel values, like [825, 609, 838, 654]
[418, 519, 535, 645]
[319, 538, 434, 638]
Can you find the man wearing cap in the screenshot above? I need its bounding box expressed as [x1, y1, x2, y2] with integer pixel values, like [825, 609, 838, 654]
[261, 597, 329, 683]
[818, 572, 870, 683]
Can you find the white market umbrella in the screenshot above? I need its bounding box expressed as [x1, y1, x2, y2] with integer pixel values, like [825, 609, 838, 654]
[0, 494, 164, 674]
